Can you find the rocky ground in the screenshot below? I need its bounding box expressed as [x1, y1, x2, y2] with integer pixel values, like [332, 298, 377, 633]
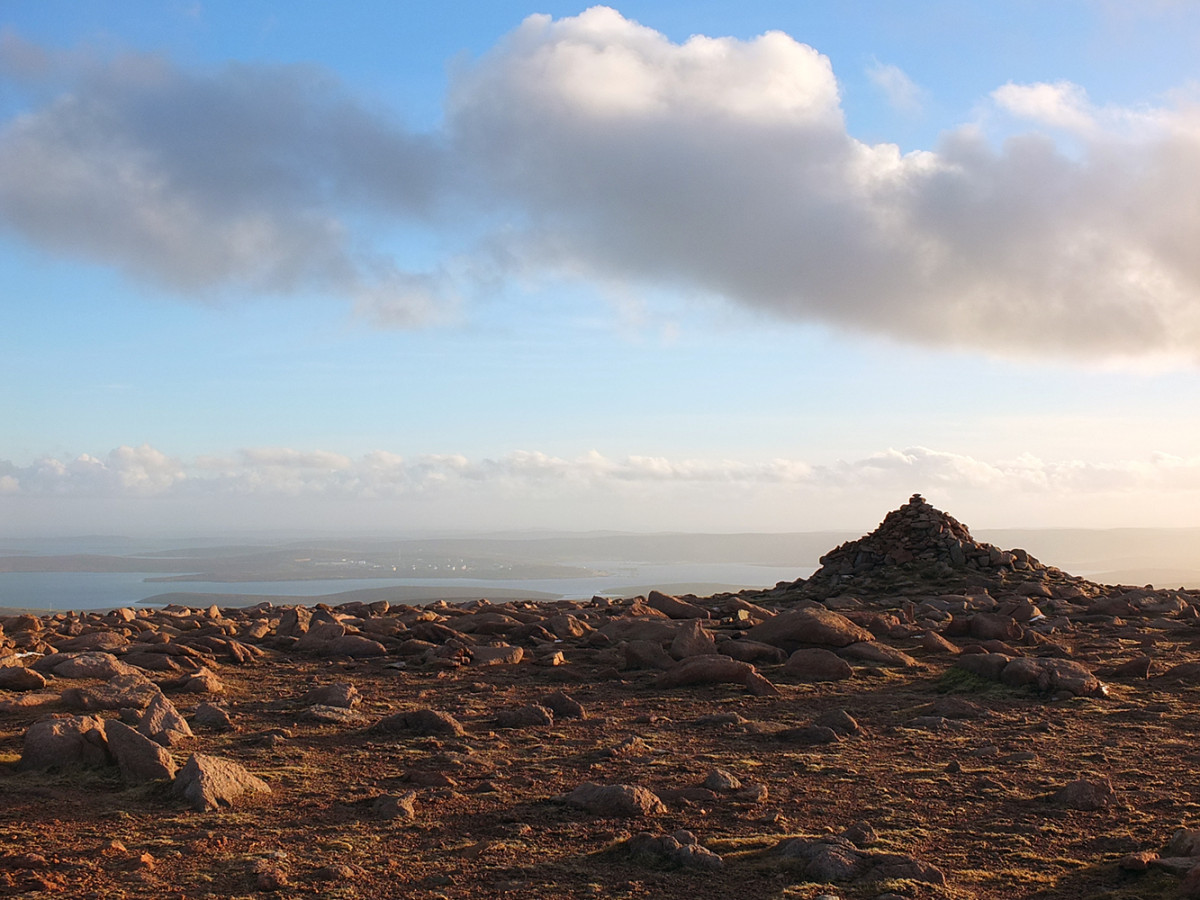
[5, 496, 1200, 899]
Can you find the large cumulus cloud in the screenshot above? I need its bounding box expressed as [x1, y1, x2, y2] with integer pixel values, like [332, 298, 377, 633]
[3, 9, 1200, 357]
[0, 30, 447, 323]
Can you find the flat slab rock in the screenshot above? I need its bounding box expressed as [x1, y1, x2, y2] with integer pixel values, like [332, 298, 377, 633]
[560, 782, 667, 817]
[173, 752, 271, 812]
[371, 708, 466, 737]
[768, 835, 946, 885]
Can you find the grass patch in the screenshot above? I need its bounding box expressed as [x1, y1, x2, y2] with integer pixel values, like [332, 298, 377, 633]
[935, 667, 1014, 695]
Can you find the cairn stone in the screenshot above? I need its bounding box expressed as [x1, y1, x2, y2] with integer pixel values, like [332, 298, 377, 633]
[768, 494, 1055, 601]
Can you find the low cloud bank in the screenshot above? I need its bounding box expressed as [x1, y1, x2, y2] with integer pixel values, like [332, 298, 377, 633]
[3, 9, 1200, 357]
[4, 444, 1199, 500]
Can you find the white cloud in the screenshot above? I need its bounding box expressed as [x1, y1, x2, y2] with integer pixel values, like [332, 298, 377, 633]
[867, 59, 924, 114]
[447, 9, 1200, 359]
[4, 11, 1200, 358]
[5, 443, 1200, 501]
[992, 81, 1097, 134]
[0, 36, 446, 323]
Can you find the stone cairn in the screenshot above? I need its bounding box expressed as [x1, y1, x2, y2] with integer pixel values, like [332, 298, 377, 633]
[766, 494, 1060, 601]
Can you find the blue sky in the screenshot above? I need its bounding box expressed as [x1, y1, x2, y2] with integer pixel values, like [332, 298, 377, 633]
[3, 1, 1200, 536]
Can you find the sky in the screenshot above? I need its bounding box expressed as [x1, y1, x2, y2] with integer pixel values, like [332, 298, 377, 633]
[3, 1, 1200, 538]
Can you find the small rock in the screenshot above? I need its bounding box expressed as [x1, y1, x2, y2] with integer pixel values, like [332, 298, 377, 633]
[496, 704, 554, 729]
[541, 691, 586, 720]
[1051, 777, 1114, 811]
[776, 724, 840, 745]
[703, 768, 742, 792]
[371, 708, 466, 737]
[604, 735, 651, 758]
[814, 709, 860, 735]
[1118, 850, 1158, 871]
[192, 702, 233, 731]
[372, 791, 418, 820]
[301, 682, 361, 708]
[842, 821, 878, 848]
[138, 693, 194, 747]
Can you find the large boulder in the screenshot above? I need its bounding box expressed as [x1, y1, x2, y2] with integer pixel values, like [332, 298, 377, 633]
[745, 608, 874, 651]
[0, 665, 47, 692]
[784, 648, 853, 682]
[647, 591, 711, 620]
[106, 720, 177, 783]
[138, 693, 194, 747]
[656, 656, 779, 695]
[669, 620, 718, 659]
[62, 673, 161, 711]
[51, 653, 141, 680]
[173, 753, 270, 812]
[20, 715, 111, 771]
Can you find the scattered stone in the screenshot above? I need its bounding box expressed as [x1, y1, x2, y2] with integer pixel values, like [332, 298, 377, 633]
[1119, 850, 1158, 871]
[51, 653, 140, 680]
[922, 631, 960, 654]
[326, 635, 387, 658]
[768, 835, 945, 886]
[1111, 656, 1153, 679]
[623, 640, 676, 671]
[248, 857, 289, 891]
[604, 735, 651, 758]
[62, 673, 161, 711]
[669, 620, 718, 659]
[470, 644, 524, 666]
[625, 831, 723, 869]
[776, 724, 840, 745]
[717, 639, 788, 664]
[838, 641, 920, 669]
[656, 656, 778, 695]
[1166, 828, 1200, 857]
[842, 821, 878, 848]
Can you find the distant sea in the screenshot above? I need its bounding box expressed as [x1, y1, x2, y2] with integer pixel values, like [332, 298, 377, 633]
[0, 562, 813, 612]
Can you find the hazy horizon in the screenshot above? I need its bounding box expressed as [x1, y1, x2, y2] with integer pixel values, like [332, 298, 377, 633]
[5, 3, 1200, 538]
